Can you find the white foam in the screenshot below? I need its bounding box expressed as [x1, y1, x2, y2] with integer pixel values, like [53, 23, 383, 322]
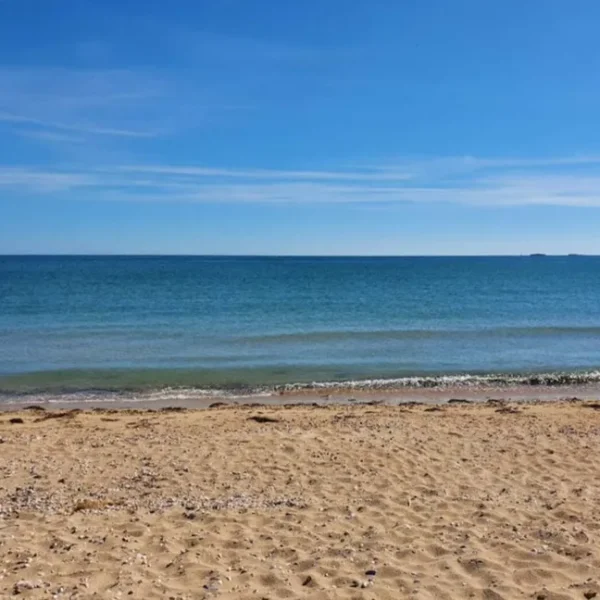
[2, 370, 600, 407]
[279, 370, 600, 391]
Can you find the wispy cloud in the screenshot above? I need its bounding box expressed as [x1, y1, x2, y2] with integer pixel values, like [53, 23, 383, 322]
[135, 177, 600, 207]
[0, 66, 241, 144]
[0, 27, 354, 151]
[369, 155, 600, 180]
[2, 156, 600, 208]
[15, 129, 85, 144]
[0, 168, 98, 192]
[0, 68, 168, 141]
[0, 111, 158, 138]
[117, 155, 600, 185]
[116, 165, 413, 182]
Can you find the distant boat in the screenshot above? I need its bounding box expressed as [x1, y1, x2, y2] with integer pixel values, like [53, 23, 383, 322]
[568, 253, 581, 257]
[529, 253, 547, 257]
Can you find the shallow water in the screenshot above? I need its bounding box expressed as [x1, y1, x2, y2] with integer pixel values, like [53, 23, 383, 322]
[1, 255, 600, 402]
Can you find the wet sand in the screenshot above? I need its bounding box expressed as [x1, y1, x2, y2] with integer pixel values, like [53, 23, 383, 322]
[1, 400, 600, 599]
[1, 383, 600, 412]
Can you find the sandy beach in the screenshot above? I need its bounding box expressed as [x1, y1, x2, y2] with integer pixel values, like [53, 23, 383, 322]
[1, 400, 600, 599]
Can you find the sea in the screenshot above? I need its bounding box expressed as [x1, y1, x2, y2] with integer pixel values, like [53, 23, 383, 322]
[1, 255, 600, 406]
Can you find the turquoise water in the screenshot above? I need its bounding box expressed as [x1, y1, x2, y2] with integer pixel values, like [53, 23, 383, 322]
[1, 255, 600, 401]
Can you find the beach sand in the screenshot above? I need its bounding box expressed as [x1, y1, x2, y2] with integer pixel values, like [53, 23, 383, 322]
[1, 400, 600, 599]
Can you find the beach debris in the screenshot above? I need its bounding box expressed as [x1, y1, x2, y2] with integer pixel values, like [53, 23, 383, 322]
[209, 402, 227, 408]
[9, 417, 24, 424]
[72, 498, 117, 513]
[584, 403, 600, 410]
[35, 410, 79, 422]
[447, 398, 472, 404]
[495, 407, 521, 414]
[425, 406, 444, 412]
[203, 572, 222, 594]
[584, 592, 598, 600]
[349, 570, 377, 589]
[302, 575, 314, 586]
[13, 580, 44, 594]
[248, 415, 280, 423]
[24, 405, 46, 412]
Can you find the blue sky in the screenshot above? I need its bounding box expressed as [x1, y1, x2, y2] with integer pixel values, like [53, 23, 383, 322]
[1, 0, 600, 255]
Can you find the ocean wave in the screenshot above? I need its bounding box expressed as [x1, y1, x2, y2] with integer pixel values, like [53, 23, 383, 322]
[277, 370, 600, 390]
[238, 326, 600, 344]
[1, 370, 600, 407]
[0, 386, 272, 406]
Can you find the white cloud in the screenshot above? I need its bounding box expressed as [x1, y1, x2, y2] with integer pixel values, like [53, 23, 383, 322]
[0, 169, 99, 192]
[116, 165, 414, 182]
[2, 156, 600, 208]
[367, 155, 600, 181]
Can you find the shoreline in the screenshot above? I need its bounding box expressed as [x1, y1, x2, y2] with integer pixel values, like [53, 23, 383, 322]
[1, 382, 600, 411]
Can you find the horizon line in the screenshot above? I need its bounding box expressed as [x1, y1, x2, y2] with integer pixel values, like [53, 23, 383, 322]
[0, 253, 595, 258]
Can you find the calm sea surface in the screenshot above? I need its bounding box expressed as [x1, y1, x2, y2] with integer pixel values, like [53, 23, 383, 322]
[1, 255, 600, 401]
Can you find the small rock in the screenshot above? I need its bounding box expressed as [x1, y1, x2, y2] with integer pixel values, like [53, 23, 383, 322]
[584, 592, 597, 600]
[9, 418, 24, 424]
[302, 575, 313, 587]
